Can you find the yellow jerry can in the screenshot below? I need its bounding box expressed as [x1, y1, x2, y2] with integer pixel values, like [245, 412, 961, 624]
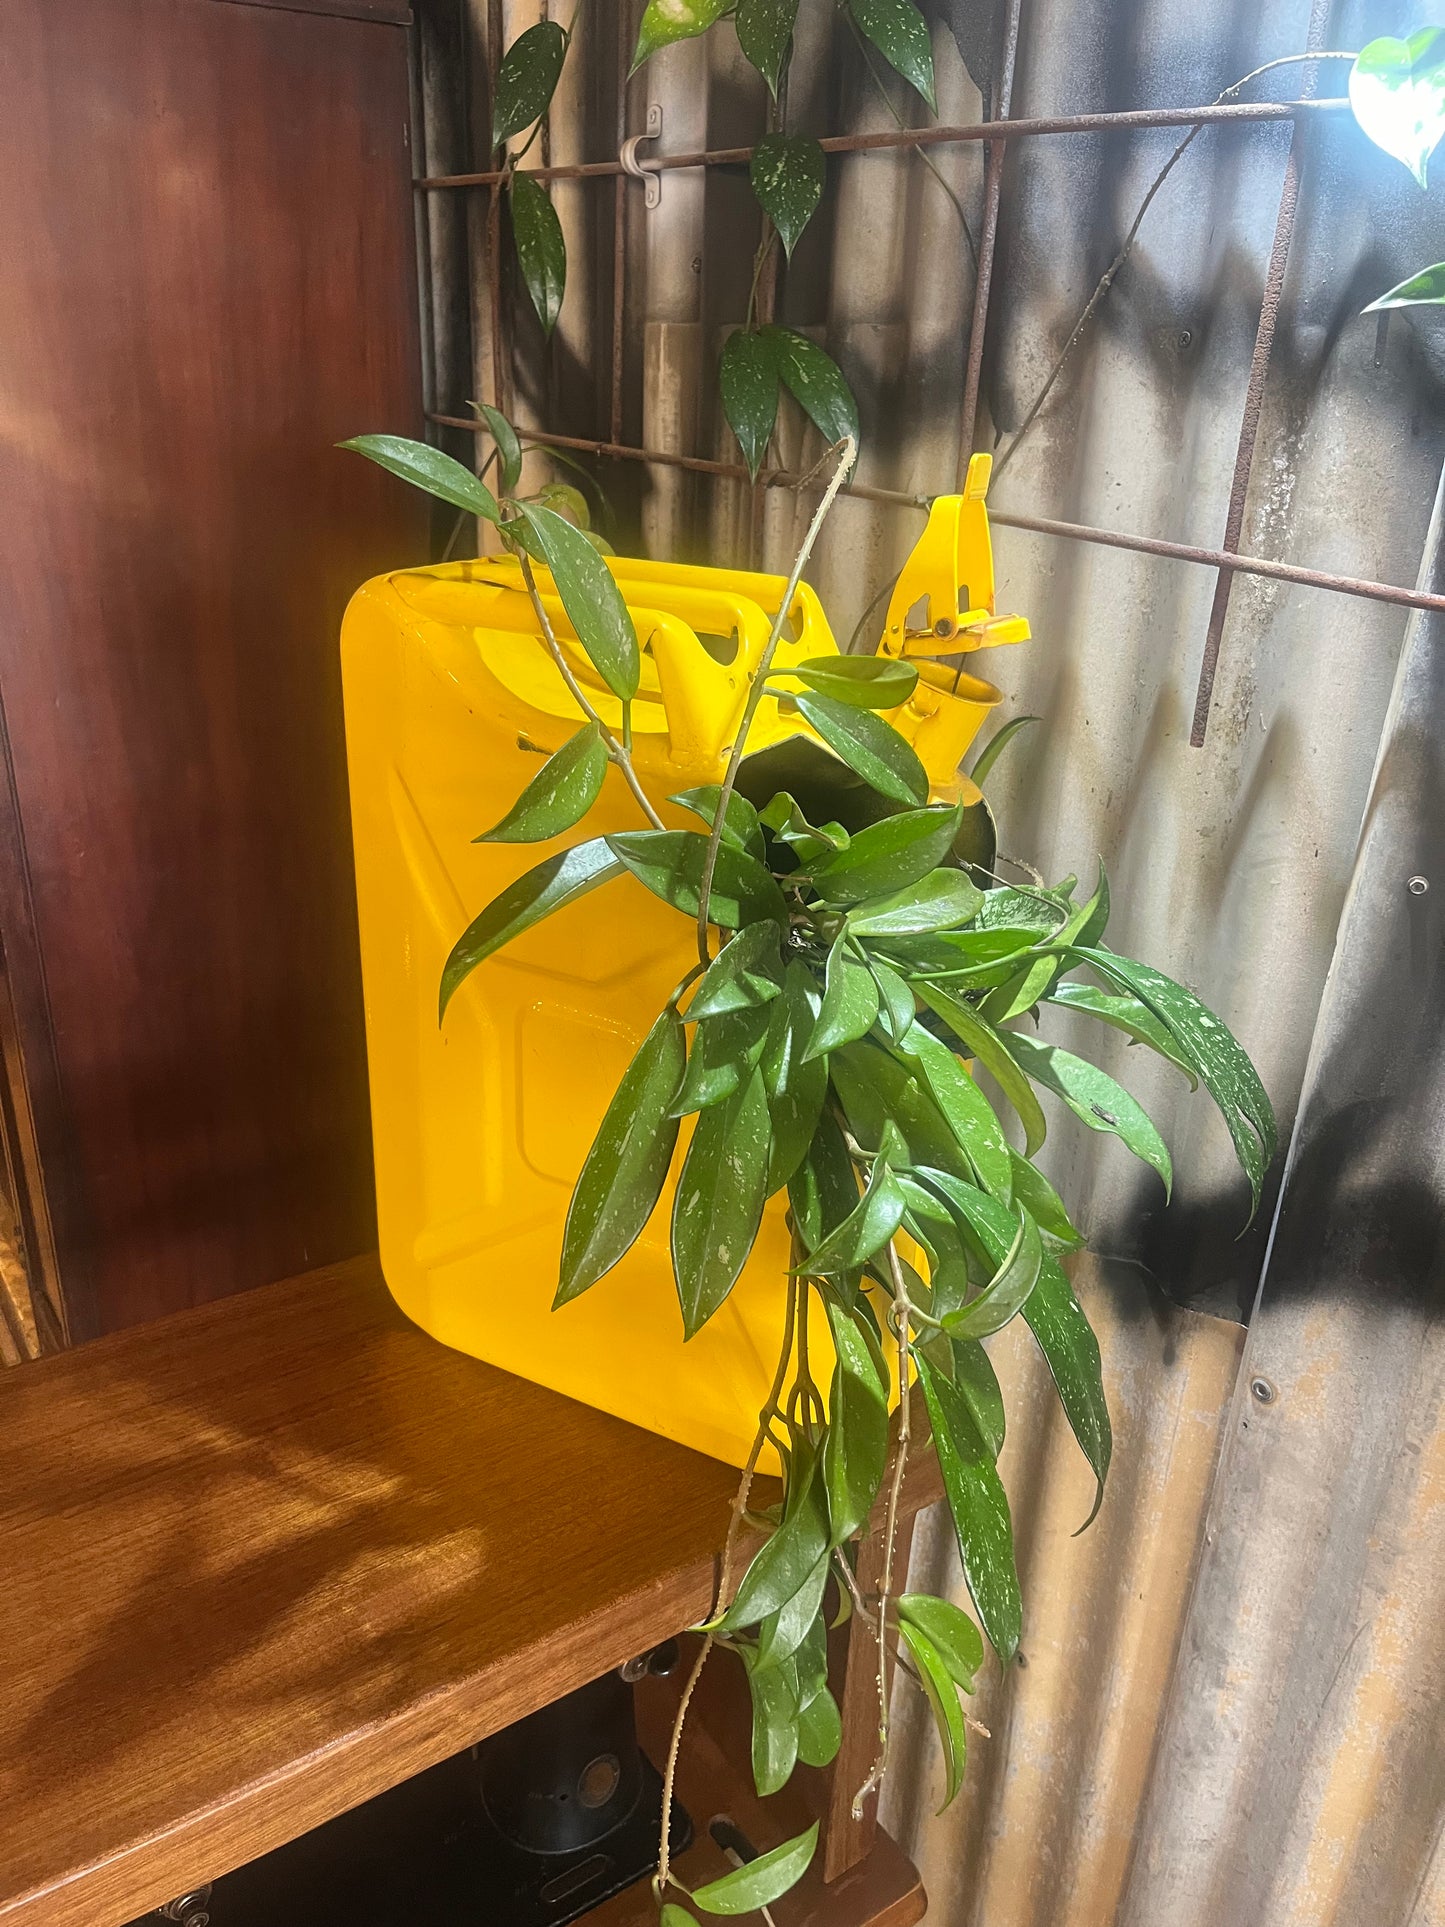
[340, 453, 1028, 1469]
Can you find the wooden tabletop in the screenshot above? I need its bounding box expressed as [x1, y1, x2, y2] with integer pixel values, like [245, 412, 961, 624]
[0, 1259, 745, 1927]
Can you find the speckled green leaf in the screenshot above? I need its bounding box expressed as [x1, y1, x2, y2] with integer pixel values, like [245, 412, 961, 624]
[509, 170, 566, 335]
[941, 1205, 1042, 1341]
[845, 0, 936, 106]
[1350, 29, 1445, 186]
[899, 1592, 984, 1688]
[755, 1555, 829, 1672]
[1023, 1254, 1111, 1526]
[764, 325, 861, 452]
[1363, 262, 1445, 311]
[894, 1022, 1013, 1201]
[670, 1004, 771, 1115]
[691, 1821, 818, 1914]
[491, 20, 568, 146]
[631, 0, 730, 70]
[794, 693, 927, 807]
[741, 1646, 799, 1796]
[796, 1683, 842, 1766]
[788, 1111, 863, 1295]
[1069, 946, 1274, 1214]
[810, 804, 960, 903]
[670, 784, 765, 857]
[516, 501, 638, 697]
[751, 133, 825, 259]
[474, 402, 523, 493]
[440, 839, 622, 1018]
[897, 1617, 966, 1809]
[849, 871, 983, 938]
[868, 955, 917, 1043]
[339, 433, 500, 523]
[1002, 1029, 1172, 1198]
[791, 1154, 906, 1276]
[1007, 1151, 1083, 1249]
[805, 931, 880, 1062]
[556, 1007, 685, 1306]
[823, 1298, 890, 1543]
[720, 1442, 829, 1629]
[720, 329, 781, 481]
[688, 920, 786, 1019]
[1046, 980, 1198, 1087]
[474, 723, 607, 844]
[786, 653, 918, 709]
[761, 962, 828, 1191]
[671, 1067, 771, 1336]
[917, 984, 1047, 1155]
[608, 829, 789, 928]
[737, 0, 801, 94]
[917, 1352, 1021, 1661]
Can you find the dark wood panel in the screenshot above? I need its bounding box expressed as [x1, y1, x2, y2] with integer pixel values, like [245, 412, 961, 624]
[213, 0, 414, 22]
[0, 0, 429, 1335]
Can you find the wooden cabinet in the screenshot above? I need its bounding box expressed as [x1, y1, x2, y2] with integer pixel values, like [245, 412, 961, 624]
[0, 0, 427, 1344]
[0, 1260, 929, 1927]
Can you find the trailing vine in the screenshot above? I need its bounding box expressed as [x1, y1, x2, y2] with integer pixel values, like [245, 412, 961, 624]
[340, 423, 1275, 1915]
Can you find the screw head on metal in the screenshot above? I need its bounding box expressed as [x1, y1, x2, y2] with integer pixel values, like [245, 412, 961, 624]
[1408, 875, 1429, 896]
[1250, 1376, 1276, 1405]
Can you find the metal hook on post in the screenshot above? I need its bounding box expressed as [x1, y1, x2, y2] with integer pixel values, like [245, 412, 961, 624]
[620, 105, 663, 210]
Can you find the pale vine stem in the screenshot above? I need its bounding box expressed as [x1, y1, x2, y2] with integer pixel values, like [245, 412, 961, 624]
[853, 1237, 913, 1816]
[692, 433, 858, 968]
[656, 1274, 802, 1894]
[516, 551, 666, 830]
[846, 14, 979, 271]
[991, 50, 1358, 481]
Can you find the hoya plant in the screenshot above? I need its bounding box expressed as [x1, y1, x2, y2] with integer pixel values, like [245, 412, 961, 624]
[341, 426, 1275, 1917]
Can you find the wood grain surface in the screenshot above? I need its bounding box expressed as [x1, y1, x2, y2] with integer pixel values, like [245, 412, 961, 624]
[0, 1258, 945, 1926]
[0, 0, 426, 1340]
[0, 1259, 745, 1927]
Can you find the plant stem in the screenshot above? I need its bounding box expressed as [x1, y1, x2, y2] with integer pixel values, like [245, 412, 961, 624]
[847, 15, 978, 271]
[517, 552, 666, 830]
[853, 1238, 913, 1818]
[833, 1543, 869, 1618]
[993, 51, 1358, 480]
[692, 434, 856, 967]
[656, 1275, 801, 1892]
[744, 229, 777, 333]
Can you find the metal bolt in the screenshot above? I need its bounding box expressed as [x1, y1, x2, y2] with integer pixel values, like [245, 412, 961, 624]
[1408, 875, 1429, 896]
[1250, 1376, 1276, 1405]
[155, 1894, 211, 1926]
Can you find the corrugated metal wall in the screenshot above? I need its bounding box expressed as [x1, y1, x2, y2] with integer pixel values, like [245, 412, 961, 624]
[412, 0, 1445, 1915]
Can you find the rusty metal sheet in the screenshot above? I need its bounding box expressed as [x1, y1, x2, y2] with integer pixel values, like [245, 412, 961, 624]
[1119, 473, 1445, 1927]
[415, 3, 1445, 1911]
[881, 1255, 1244, 1923]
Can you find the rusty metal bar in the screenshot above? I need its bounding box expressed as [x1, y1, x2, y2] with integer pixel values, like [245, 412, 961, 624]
[416, 98, 1349, 190]
[960, 0, 1025, 463]
[610, 5, 629, 444]
[986, 507, 1445, 617]
[1189, 4, 1333, 747]
[485, 0, 505, 416]
[427, 411, 1445, 619]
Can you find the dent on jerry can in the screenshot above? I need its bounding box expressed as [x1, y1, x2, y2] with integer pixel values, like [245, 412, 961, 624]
[340, 452, 1029, 1469]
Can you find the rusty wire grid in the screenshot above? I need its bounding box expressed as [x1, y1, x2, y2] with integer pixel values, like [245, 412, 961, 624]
[415, 33, 1412, 747]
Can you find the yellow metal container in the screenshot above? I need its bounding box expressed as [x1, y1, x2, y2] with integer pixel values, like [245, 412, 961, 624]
[340, 454, 1027, 1468]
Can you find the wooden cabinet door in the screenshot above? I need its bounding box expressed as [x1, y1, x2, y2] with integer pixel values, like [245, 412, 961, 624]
[0, 0, 428, 1338]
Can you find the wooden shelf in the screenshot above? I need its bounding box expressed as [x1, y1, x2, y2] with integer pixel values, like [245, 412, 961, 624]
[0, 1257, 932, 1927]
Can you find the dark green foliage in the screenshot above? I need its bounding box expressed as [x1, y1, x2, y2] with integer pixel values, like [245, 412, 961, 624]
[353, 394, 1274, 1906]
